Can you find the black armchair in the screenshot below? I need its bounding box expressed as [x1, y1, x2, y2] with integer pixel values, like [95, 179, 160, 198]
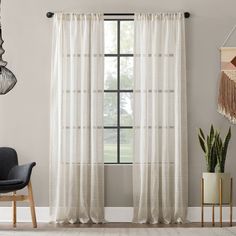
[0, 147, 37, 228]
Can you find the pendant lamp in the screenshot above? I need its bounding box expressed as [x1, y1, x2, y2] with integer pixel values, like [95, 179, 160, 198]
[0, 0, 16, 94]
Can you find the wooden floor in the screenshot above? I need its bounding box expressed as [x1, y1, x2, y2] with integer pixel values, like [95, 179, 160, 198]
[0, 222, 235, 230]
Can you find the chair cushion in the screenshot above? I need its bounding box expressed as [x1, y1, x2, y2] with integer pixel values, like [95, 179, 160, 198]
[0, 179, 23, 186]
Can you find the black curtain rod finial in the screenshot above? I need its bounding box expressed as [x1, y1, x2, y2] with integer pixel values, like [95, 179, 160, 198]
[184, 12, 190, 18]
[46, 12, 54, 18]
[46, 11, 190, 18]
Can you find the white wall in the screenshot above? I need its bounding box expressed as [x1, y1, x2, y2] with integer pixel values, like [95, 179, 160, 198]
[1, 0, 236, 207]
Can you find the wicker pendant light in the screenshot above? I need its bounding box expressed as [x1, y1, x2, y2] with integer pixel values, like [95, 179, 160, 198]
[0, 0, 16, 94]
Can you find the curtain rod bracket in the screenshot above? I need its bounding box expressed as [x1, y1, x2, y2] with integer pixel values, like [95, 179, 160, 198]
[46, 12, 190, 18]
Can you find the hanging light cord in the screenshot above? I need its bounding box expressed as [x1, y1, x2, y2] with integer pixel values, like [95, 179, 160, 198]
[0, 0, 2, 28]
[0, 0, 7, 67]
[221, 24, 236, 47]
[0, 0, 2, 29]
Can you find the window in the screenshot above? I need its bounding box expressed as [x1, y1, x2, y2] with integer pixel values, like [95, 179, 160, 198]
[104, 19, 134, 164]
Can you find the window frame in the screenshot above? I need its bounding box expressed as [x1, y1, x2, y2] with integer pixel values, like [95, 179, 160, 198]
[104, 18, 134, 164]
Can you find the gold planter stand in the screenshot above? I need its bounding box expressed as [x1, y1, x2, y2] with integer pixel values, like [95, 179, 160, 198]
[201, 177, 233, 227]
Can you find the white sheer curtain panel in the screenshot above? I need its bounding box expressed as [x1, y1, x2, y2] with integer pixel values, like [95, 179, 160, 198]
[133, 13, 188, 224]
[50, 13, 104, 223]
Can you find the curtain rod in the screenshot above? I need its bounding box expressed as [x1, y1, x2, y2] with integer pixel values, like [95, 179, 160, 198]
[46, 12, 190, 18]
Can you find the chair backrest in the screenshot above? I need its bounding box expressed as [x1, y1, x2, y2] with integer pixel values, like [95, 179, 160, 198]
[0, 147, 18, 180]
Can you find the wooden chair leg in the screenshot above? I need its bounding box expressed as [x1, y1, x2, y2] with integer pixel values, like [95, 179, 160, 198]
[27, 181, 37, 228]
[12, 191, 16, 227]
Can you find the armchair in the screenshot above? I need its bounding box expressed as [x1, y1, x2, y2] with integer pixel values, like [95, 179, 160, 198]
[0, 147, 37, 228]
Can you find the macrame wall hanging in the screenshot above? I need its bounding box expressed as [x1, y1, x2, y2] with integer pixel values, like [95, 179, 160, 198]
[0, 0, 17, 95]
[218, 25, 236, 123]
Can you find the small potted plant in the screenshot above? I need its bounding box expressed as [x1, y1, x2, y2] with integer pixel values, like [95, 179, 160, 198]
[198, 125, 231, 204]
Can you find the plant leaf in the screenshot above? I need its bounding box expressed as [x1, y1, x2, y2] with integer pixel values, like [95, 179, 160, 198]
[222, 127, 231, 163]
[210, 125, 214, 142]
[199, 128, 205, 140]
[198, 135, 206, 153]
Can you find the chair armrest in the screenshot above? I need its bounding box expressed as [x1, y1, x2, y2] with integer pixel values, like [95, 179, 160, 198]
[7, 162, 36, 185]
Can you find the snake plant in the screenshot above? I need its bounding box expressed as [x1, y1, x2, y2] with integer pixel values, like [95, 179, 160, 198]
[198, 125, 231, 173]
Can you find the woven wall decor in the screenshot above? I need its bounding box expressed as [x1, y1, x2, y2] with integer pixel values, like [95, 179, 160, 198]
[218, 47, 236, 123]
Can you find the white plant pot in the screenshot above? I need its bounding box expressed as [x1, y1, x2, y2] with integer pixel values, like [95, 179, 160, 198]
[202, 172, 231, 204]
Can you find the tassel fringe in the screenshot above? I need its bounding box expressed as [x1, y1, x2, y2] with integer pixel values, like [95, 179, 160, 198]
[217, 106, 236, 124]
[218, 71, 236, 123]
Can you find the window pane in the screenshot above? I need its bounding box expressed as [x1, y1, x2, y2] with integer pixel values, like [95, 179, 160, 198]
[104, 129, 117, 163]
[120, 129, 133, 163]
[104, 21, 117, 54]
[120, 92, 133, 126]
[104, 93, 117, 126]
[104, 57, 117, 90]
[120, 21, 134, 54]
[120, 57, 133, 90]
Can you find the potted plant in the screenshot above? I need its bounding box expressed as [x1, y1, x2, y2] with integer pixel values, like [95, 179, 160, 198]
[198, 125, 231, 204]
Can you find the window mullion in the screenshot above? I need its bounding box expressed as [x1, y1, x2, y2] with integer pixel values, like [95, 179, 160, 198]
[117, 20, 120, 164]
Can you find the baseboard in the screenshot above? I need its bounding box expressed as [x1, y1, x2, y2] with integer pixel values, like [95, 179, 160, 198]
[187, 206, 235, 222]
[0, 207, 234, 223]
[0, 207, 50, 223]
[105, 207, 133, 222]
